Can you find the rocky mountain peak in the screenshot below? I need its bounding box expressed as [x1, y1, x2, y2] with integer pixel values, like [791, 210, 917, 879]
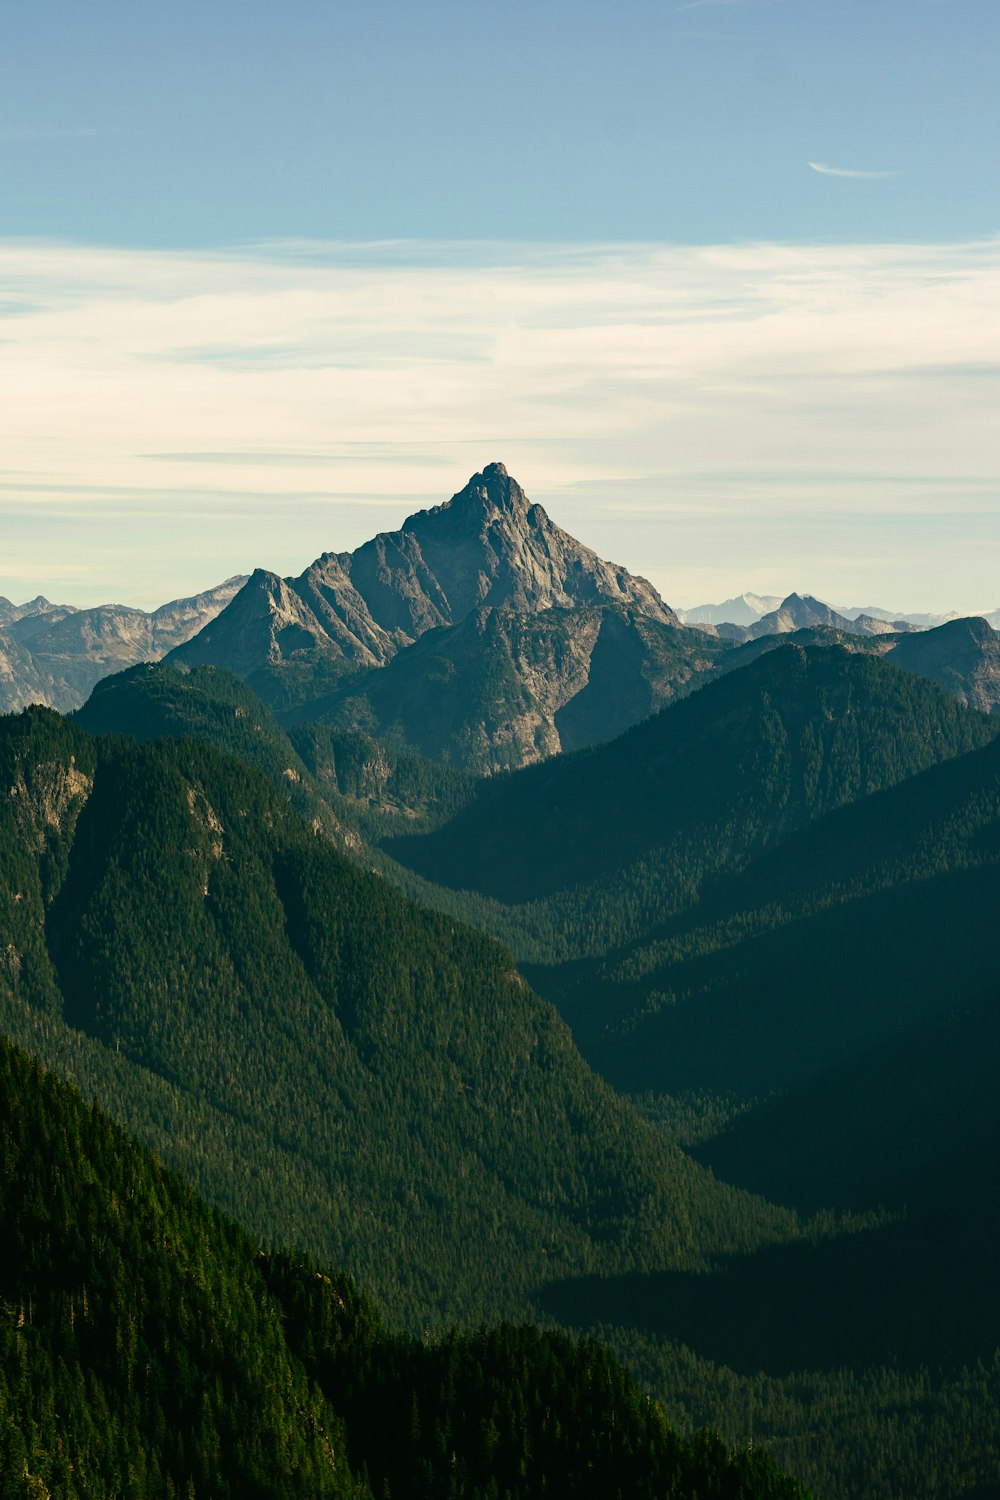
[169, 465, 679, 712]
[407, 462, 533, 536]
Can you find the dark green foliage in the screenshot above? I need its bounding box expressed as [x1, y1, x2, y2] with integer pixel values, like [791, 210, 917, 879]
[289, 721, 478, 837]
[0, 1036, 811, 1499]
[0, 708, 802, 1337]
[0, 1037, 360, 1500]
[721, 615, 1000, 715]
[542, 726, 1000, 1100]
[390, 644, 998, 943]
[74, 661, 350, 840]
[7, 663, 1000, 1499]
[375, 646, 1000, 1498]
[75, 660, 477, 842]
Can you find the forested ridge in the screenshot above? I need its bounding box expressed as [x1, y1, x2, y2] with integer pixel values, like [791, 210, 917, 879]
[0, 1036, 811, 1499]
[371, 643, 1000, 1498]
[6, 643, 1000, 1499]
[75, 661, 479, 841]
[390, 645, 998, 928]
[0, 706, 808, 1326]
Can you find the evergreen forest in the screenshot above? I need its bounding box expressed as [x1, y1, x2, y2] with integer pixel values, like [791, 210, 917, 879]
[3, 639, 1000, 1498]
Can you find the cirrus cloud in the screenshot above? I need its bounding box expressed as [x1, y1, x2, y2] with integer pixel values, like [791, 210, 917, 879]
[808, 161, 896, 180]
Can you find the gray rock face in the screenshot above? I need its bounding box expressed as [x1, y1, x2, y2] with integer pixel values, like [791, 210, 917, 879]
[749, 594, 854, 638]
[171, 464, 679, 719]
[297, 604, 728, 775]
[398, 463, 676, 623]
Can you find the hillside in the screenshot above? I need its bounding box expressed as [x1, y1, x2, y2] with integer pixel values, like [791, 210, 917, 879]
[389, 644, 999, 924]
[1, 1037, 810, 1500]
[75, 660, 478, 841]
[724, 615, 1000, 714]
[537, 727, 1000, 1100]
[0, 707, 801, 1332]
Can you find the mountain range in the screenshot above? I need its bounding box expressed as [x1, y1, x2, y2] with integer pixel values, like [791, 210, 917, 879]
[5, 463, 1000, 1498]
[3, 468, 999, 775]
[679, 591, 992, 633]
[0, 575, 247, 714]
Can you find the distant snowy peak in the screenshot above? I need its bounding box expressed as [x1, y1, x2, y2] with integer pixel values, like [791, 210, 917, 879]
[678, 593, 781, 627]
[681, 591, 999, 635]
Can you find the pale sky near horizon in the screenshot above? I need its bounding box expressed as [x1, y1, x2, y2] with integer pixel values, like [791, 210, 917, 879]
[1, 1, 997, 615]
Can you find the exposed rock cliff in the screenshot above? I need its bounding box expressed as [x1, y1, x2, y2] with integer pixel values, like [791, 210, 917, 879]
[171, 464, 677, 701]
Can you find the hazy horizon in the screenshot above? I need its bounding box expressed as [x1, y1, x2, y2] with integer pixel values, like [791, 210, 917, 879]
[3, 1, 996, 617]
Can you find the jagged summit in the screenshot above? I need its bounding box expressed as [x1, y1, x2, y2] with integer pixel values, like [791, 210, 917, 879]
[171, 465, 679, 705]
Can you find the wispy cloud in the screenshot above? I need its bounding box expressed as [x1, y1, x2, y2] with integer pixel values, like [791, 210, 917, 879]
[0, 236, 996, 611]
[808, 161, 896, 180]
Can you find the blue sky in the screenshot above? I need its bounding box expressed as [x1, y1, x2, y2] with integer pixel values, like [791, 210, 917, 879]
[4, 0, 998, 246]
[1, 1, 998, 613]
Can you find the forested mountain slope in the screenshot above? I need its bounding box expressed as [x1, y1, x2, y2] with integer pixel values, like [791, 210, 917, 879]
[75, 660, 478, 842]
[1, 1037, 811, 1500]
[724, 615, 1000, 714]
[548, 724, 1000, 1099]
[389, 645, 998, 933]
[4, 698, 999, 1498]
[0, 707, 801, 1334]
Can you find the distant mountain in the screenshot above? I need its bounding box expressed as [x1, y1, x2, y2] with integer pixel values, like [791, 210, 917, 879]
[835, 603, 963, 628]
[0, 576, 247, 714]
[678, 593, 782, 627]
[169, 464, 692, 764]
[0, 626, 61, 713]
[680, 593, 977, 633]
[704, 594, 921, 643]
[747, 593, 917, 639]
[0, 593, 77, 637]
[724, 615, 1000, 714]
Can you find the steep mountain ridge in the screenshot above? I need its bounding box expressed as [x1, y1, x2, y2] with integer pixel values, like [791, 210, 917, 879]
[169, 464, 685, 755]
